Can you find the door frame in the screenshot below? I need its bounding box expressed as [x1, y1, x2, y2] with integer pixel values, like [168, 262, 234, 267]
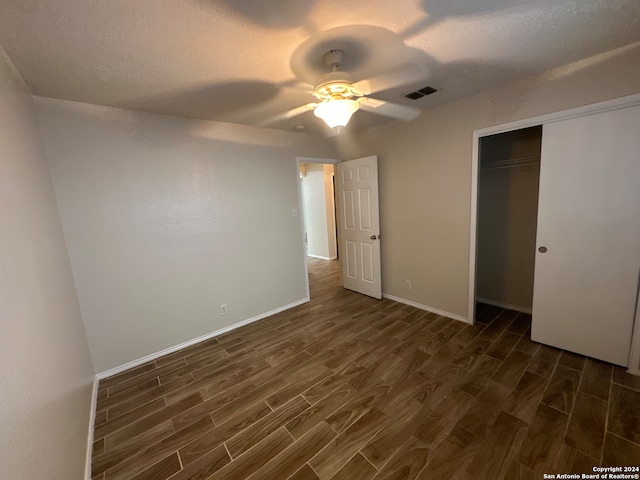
[296, 156, 340, 301]
[468, 92, 640, 374]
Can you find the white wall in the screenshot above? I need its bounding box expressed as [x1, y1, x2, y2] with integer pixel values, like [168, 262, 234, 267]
[476, 127, 541, 311]
[36, 98, 338, 373]
[300, 163, 337, 260]
[0, 49, 94, 479]
[336, 42, 640, 320]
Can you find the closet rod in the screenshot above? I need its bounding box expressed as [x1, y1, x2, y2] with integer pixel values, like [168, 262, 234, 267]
[482, 155, 540, 170]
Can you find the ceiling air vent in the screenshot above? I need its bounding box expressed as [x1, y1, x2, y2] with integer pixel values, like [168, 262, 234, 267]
[404, 86, 438, 100]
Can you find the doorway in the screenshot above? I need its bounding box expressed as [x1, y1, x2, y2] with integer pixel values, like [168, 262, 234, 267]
[299, 162, 338, 261]
[475, 126, 542, 318]
[297, 157, 341, 300]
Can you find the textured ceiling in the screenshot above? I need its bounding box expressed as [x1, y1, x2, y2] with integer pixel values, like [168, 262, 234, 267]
[1, 0, 639, 135]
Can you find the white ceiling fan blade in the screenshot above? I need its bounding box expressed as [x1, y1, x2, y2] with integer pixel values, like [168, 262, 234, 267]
[256, 103, 317, 127]
[353, 64, 428, 95]
[358, 97, 421, 121]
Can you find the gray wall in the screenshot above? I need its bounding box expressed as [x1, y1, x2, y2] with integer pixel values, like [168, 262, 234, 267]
[0, 49, 94, 479]
[36, 98, 338, 373]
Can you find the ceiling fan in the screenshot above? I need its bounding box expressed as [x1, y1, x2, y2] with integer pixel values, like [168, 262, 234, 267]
[260, 49, 424, 131]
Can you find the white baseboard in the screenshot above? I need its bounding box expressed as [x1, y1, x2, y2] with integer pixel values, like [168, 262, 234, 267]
[476, 297, 532, 314]
[96, 298, 309, 379]
[382, 293, 469, 324]
[306, 254, 337, 261]
[84, 375, 99, 479]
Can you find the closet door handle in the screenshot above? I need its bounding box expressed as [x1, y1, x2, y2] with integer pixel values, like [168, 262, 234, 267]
[538, 246, 548, 253]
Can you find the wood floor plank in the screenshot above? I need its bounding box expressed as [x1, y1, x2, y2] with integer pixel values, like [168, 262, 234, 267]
[95, 409, 107, 427]
[608, 383, 640, 444]
[246, 422, 336, 480]
[503, 461, 538, 480]
[580, 358, 612, 401]
[506, 313, 531, 335]
[517, 403, 569, 474]
[289, 464, 321, 480]
[178, 401, 272, 466]
[492, 350, 531, 389]
[168, 444, 230, 480]
[502, 370, 549, 423]
[325, 383, 389, 434]
[266, 364, 332, 410]
[171, 376, 285, 430]
[226, 395, 310, 458]
[412, 360, 466, 408]
[540, 364, 581, 414]
[454, 380, 511, 439]
[512, 333, 539, 356]
[602, 432, 640, 467]
[456, 354, 501, 397]
[360, 405, 425, 469]
[527, 345, 560, 377]
[613, 365, 640, 391]
[104, 393, 202, 451]
[466, 411, 528, 480]
[129, 452, 181, 480]
[310, 409, 389, 480]
[565, 391, 607, 459]
[557, 350, 586, 372]
[93, 438, 105, 457]
[329, 454, 376, 480]
[107, 374, 194, 418]
[100, 417, 214, 479]
[159, 350, 229, 385]
[485, 331, 521, 361]
[413, 388, 475, 449]
[108, 358, 186, 395]
[552, 443, 600, 474]
[371, 436, 430, 480]
[94, 421, 175, 478]
[211, 376, 290, 425]
[206, 427, 294, 480]
[172, 360, 272, 405]
[95, 397, 167, 440]
[286, 383, 353, 440]
[416, 424, 483, 480]
[100, 362, 159, 389]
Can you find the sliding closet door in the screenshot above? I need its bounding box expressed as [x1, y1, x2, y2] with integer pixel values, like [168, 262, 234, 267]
[531, 104, 640, 366]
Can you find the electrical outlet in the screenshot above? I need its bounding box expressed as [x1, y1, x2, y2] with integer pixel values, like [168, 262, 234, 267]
[405, 280, 412, 289]
[220, 304, 228, 316]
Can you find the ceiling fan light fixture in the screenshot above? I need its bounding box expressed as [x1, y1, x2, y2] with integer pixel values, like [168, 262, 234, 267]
[314, 98, 360, 128]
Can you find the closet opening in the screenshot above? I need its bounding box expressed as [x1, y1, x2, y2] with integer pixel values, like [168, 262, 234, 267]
[474, 125, 542, 320]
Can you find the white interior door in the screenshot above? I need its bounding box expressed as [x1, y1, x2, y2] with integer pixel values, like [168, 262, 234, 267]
[531, 104, 640, 366]
[336, 155, 382, 299]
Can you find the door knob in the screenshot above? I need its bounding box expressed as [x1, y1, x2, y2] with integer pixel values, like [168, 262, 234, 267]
[370, 235, 379, 240]
[538, 246, 548, 253]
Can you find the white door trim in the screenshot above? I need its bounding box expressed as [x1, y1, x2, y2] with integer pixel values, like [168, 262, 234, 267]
[296, 156, 341, 301]
[468, 92, 640, 373]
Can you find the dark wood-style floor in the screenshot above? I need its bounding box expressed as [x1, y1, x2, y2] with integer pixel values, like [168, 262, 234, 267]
[91, 258, 640, 480]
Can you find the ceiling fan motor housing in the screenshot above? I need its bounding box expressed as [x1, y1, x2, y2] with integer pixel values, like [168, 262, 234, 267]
[314, 50, 363, 101]
[324, 49, 345, 69]
[314, 71, 361, 101]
